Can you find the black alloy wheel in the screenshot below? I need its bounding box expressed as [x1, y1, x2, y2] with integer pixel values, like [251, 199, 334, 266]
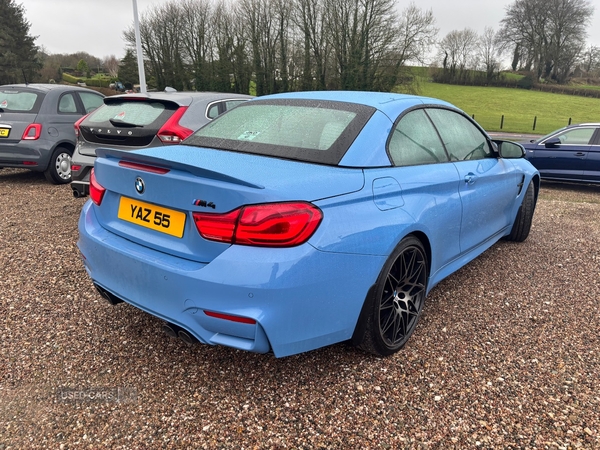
[356, 236, 428, 356]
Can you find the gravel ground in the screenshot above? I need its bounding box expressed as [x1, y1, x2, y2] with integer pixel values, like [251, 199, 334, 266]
[1, 168, 599, 449]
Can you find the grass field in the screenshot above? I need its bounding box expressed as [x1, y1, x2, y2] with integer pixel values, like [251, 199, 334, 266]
[406, 82, 600, 134]
[571, 82, 600, 92]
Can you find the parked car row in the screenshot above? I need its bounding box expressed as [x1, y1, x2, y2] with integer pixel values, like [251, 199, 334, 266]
[6, 82, 594, 358]
[0, 84, 252, 187]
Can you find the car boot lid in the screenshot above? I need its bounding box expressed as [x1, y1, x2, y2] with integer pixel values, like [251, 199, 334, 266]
[96, 145, 365, 200]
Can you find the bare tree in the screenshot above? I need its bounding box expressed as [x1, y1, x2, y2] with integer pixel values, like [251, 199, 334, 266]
[379, 3, 437, 92]
[579, 45, 600, 75]
[437, 29, 479, 81]
[102, 55, 120, 78]
[238, 0, 280, 95]
[212, 0, 252, 93]
[477, 27, 503, 81]
[325, 0, 399, 90]
[273, 0, 292, 92]
[124, 2, 188, 90]
[179, 0, 214, 91]
[293, 0, 329, 89]
[121, 0, 438, 94]
[500, 0, 594, 83]
[394, 3, 437, 66]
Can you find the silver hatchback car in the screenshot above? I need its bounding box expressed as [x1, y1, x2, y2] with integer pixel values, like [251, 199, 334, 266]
[70, 91, 253, 198]
[0, 84, 104, 183]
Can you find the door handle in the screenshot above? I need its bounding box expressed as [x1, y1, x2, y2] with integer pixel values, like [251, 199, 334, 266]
[464, 173, 477, 185]
[574, 152, 586, 157]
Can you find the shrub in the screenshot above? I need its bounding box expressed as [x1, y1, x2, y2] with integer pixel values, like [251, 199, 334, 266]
[517, 75, 535, 90]
[61, 72, 79, 84]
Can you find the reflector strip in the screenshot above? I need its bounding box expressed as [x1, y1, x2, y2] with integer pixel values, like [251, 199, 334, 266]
[204, 311, 257, 324]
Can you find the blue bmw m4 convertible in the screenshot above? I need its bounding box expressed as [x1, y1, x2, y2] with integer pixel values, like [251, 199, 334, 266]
[78, 91, 540, 357]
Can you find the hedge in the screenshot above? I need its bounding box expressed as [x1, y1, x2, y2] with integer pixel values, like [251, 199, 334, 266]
[61, 73, 112, 88]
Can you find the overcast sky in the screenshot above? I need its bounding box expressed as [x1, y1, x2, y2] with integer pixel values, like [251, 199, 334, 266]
[25, 0, 600, 63]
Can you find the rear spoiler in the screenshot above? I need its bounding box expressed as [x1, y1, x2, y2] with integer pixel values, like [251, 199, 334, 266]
[96, 147, 264, 189]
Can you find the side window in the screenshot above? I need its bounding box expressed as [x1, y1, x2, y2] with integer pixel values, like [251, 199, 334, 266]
[389, 109, 448, 166]
[427, 108, 493, 161]
[58, 93, 77, 113]
[552, 128, 595, 145]
[206, 103, 221, 119]
[207, 99, 248, 120]
[79, 92, 104, 113]
[224, 100, 246, 111]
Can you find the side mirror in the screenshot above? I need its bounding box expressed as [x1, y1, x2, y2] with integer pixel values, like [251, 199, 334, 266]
[493, 140, 525, 159]
[544, 137, 561, 148]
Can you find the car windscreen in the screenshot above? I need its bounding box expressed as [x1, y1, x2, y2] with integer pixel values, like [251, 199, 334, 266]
[0, 89, 43, 113]
[534, 127, 568, 144]
[80, 99, 179, 147]
[86, 100, 175, 126]
[184, 99, 376, 165]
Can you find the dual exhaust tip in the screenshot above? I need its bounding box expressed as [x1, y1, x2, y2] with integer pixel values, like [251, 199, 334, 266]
[162, 322, 199, 345]
[93, 283, 198, 345]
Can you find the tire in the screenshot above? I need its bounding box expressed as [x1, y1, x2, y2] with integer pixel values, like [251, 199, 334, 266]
[44, 146, 72, 184]
[355, 236, 428, 356]
[504, 181, 535, 242]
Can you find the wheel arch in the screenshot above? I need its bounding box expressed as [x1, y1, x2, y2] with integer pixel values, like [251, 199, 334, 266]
[408, 230, 432, 278]
[351, 230, 432, 347]
[45, 140, 75, 168]
[532, 174, 541, 205]
[51, 140, 75, 153]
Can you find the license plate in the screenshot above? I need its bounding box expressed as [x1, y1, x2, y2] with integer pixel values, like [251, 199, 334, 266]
[118, 197, 186, 238]
[0, 128, 9, 138]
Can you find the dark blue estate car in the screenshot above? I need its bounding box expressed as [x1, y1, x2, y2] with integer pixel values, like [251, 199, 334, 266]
[522, 123, 600, 184]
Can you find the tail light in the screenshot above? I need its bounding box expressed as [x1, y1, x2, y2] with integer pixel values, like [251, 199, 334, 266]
[22, 124, 42, 140]
[193, 202, 322, 247]
[157, 106, 193, 144]
[89, 169, 106, 206]
[118, 160, 170, 174]
[74, 114, 88, 137]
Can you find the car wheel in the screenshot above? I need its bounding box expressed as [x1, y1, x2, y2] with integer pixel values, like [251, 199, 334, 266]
[504, 181, 535, 242]
[356, 236, 428, 356]
[44, 147, 72, 184]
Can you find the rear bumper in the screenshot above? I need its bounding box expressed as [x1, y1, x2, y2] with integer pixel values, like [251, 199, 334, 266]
[78, 201, 385, 357]
[0, 139, 54, 171]
[71, 150, 94, 197]
[71, 180, 90, 197]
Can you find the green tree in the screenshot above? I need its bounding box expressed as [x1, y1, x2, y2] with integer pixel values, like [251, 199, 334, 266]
[76, 58, 89, 77]
[0, 0, 40, 84]
[118, 49, 139, 88]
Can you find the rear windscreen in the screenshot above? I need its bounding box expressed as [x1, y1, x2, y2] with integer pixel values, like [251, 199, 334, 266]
[86, 101, 173, 126]
[0, 90, 42, 112]
[80, 100, 179, 147]
[184, 99, 375, 165]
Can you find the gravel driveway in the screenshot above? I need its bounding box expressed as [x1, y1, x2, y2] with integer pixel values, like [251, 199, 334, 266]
[1, 168, 599, 449]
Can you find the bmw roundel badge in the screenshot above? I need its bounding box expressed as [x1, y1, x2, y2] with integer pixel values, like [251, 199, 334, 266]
[135, 177, 145, 194]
